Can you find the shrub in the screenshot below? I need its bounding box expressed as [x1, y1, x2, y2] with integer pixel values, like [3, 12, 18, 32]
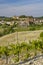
[29, 27, 36, 31]
[40, 32, 43, 37]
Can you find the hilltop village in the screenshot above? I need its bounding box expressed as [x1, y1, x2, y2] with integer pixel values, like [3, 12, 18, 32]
[0, 15, 43, 26]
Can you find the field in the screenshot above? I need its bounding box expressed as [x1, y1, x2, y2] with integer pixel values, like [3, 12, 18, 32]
[0, 30, 43, 46]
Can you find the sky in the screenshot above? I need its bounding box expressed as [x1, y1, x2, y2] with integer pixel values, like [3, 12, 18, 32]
[0, 0, 43, 17]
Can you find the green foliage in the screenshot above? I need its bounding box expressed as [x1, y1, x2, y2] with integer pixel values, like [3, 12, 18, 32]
[0, 25, 15, 37]
[0, 22, 43, 37]
[0, 46, 3, 58]
[4, 17, 14, 21]
[0, 39, 43, 64]
[40, 32, 43, 37]
[19, 15, 27, 18]
[0, 31, 3, 37]
[29, 27, 36, 31]
[3, 46, 10, 56]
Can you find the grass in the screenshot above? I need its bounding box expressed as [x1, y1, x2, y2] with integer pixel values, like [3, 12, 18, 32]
[14, 25, 43, 32]
[0, 24, 43, 38]
[0, 30, 43, 46]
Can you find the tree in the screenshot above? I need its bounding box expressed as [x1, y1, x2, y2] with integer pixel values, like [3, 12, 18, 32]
[19, 15, 27, 18]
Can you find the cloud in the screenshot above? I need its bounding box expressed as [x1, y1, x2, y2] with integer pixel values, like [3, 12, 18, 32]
[0, 2, 43, 17]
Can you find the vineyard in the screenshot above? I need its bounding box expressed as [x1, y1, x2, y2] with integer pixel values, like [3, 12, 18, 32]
[0, 32, 43, 65]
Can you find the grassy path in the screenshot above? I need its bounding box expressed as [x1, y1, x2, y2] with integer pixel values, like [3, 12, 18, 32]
[0, 30, 43, 46]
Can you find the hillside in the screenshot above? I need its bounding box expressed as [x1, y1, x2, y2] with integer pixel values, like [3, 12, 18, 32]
[0, 30, 43, 46]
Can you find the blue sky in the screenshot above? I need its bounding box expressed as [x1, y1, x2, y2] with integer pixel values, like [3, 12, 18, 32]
[0, 0, 43, 17]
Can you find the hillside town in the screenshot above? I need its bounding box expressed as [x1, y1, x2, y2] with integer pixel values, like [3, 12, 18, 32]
[0, 15, 43, 26]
